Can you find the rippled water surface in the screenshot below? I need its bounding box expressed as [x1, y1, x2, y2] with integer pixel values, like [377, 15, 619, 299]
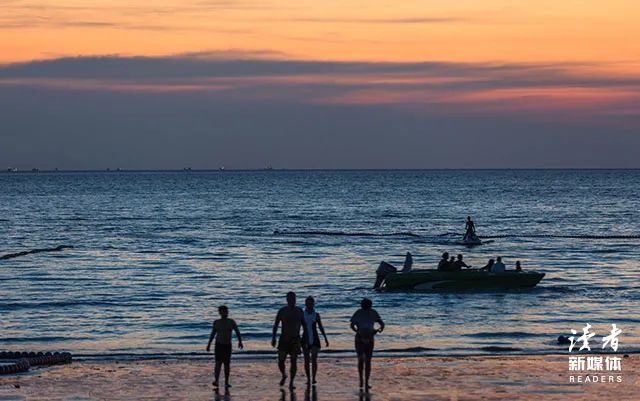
[1, 170, 639, 355]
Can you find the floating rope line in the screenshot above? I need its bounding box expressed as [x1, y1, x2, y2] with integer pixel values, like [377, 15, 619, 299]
[0, 245, 73, 261]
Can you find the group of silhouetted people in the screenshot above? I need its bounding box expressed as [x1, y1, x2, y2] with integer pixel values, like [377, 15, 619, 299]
[206, 292, 384, 392]
[437, 252, 523, 273]
[480, 257, 523, 273]
[437, 252, 470, 271]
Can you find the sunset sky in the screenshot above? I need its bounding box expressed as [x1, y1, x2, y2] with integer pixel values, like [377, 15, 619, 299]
[1, 1, 639, 168]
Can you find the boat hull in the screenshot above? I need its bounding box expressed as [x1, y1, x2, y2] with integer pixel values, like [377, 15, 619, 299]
[383, 269, 545, 291]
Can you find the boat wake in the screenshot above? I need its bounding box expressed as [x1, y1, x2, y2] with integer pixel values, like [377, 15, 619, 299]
[273, 230, 640, 242]
[273, 230, 421, 238]
[483, 234, 640, 239]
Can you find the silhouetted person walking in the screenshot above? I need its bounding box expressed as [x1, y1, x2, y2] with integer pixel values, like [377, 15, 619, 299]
[302, 296, 329, 386]
[350, 298, 385, 391]
[206, 305, 243, 388]
[272, 292, 306, 389]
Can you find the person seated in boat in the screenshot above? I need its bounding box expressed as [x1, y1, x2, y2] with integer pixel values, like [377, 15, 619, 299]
[491, 256, 506, 273]
[452, 254, 470, 271]
[465, 216, 476, 237]
[449, 255, 456, 267]
[400, 252, 413, 273]
[437, 252, 450, 271]
[479, 258, 494, 271]
[515, 261, 522, 272]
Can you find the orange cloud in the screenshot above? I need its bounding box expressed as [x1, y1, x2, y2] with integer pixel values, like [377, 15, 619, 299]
[1, 0, 639, 70]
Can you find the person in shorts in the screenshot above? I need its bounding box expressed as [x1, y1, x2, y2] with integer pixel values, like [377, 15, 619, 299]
[272, 292, 306, 389]
[350, 298, 385, 391]
[206, 305, 243, 388]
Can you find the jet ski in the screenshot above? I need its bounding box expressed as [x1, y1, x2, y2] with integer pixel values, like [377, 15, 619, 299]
[459, 233, 482, 246]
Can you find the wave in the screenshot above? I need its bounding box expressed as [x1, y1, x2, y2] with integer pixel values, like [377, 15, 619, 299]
[0, 245, 73, 261]
[0, 336, 92, 343]
[153, 322, 211, 331]
[70, 348, 640, 362]
[445, 231, 640, 239]
[479, 346, 522, 352]
[0, 299, 157, 310]
[466, 331, 537, 339]
[273, 230, 421, 238]
[483, 234, 640, 239]
[273, 230, 640, 241]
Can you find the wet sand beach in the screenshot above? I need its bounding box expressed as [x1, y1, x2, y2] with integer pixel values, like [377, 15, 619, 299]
[1, 354, 637, 401]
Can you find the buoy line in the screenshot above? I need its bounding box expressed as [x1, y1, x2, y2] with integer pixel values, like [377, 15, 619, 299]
[0, 351, 72, 375]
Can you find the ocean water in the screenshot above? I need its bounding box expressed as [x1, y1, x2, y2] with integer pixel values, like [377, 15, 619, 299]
[1, 170, 639, 356]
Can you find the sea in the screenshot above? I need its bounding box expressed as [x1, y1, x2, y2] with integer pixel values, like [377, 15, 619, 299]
[1, 170, 639, 358]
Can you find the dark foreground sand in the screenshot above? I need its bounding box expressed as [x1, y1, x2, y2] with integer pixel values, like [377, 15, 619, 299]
[0, 354, 637, 401]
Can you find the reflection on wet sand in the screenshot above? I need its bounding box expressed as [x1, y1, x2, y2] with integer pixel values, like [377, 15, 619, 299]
[276, 386, 321, 401]
[215, 383, 374, 401]
[215, 384, 322, 401]
[358, 389, 372, 401]
[305, 386, 318, 401]
[214, 387, 231, 401]
[279, 388, 297, 401]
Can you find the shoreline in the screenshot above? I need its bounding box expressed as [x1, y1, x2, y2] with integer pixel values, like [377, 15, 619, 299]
[3, 168, 640, 173]
[66, 349, 639, 362]
[1, 354, 637, 400]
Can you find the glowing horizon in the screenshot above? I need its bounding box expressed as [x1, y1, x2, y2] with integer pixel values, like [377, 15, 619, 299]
[2, 1, 639, 69]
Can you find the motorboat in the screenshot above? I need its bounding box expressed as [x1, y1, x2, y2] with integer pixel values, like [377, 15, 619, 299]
[377, 269, 545, 291]
[373, 254, 544, 291]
